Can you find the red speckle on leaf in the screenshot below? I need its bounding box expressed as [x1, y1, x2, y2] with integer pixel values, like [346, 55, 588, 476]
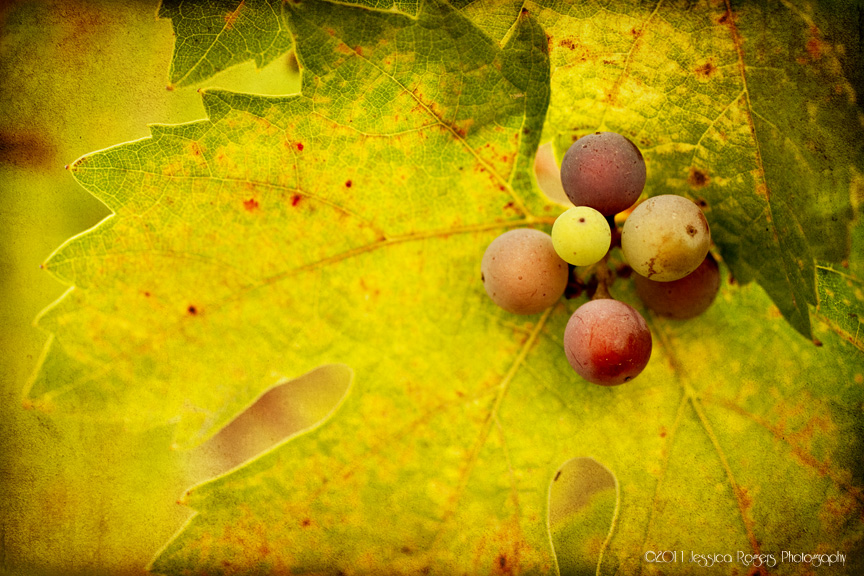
[292, 194, 302, 206]
[345, 180, 352, 188]
[144, 291, 151, 298]
[660, 426, 667, 438]
[244, 198, 259, 211]
[806, 27, 823, 61]
[296, 142, 304, 151]
[355, 46, 363, 56]
[166, 84, 175, 91]
[190, 142, 203, 156]
[301, 518, 311, 527]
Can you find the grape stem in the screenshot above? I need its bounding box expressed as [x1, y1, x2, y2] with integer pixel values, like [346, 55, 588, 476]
[593, 253, 613, 300]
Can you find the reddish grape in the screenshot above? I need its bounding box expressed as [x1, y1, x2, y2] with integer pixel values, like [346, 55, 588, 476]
[560, 132, 646, 216]
[563, 299, 652, 385]
[634, 254, 720, 319]
[481, 229, 569, 315]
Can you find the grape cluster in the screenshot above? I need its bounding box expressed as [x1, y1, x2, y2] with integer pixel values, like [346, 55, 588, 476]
[481, 132, 718, 386]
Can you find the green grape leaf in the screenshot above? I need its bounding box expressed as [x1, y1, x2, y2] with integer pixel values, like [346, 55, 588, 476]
[31, 0, 552, 449]
[816, 262, 864, 352]
[159, 0, 862, 339]
[28, 0, 864, 574]
[159, 0, 295, 87]
[158, 0, 423, 88]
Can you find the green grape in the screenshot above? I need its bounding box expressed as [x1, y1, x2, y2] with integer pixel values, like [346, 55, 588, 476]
[551, 207, 611, 266]
[621, 195, 711, 282]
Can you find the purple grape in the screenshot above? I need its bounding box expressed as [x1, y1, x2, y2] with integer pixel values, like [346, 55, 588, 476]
[634, 254, 720, 319]
[560, 132, 646, 216]
[481, 229, 569, 315]
[563, 299, 652, 386]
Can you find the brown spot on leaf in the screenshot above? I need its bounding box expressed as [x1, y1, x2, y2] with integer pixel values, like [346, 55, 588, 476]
[813, 339, 823, 347]
[695, 60, 716, 78]
[554, 470, 561, 482]
[190, 141, 203, 156]
[559, 38, 575, 50]
[718, 10, 731, 24]
[291, 194, 301, 206]
[0, 131, 56, 169]
[301, 518, 311, 527]
[688, 167, 709, 188]
[224, 0, 244, 29]
[286, 51, 299, 73]
[736, 486, 753, 512]
[659, 426, 667, 438]
[244, 198, 259, 211]
[143, 291, 151, 298]
[187, 305, 198, 315]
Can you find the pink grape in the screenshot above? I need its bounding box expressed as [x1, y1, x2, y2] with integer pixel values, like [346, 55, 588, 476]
[481, 229, 569, 315]
[563, 299, 652, 385]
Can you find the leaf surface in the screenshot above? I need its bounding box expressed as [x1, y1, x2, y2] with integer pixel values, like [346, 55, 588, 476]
[28, 0, 864, 574]
[159, 0, 862, 338]
[159, 0, 295, 87]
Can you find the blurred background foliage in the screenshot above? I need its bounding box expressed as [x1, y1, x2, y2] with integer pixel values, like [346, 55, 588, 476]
[0, 1, 307, 573]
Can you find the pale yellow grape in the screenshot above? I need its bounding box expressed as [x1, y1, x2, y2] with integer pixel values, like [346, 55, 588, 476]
[622, 195, 711, 282]
[551, 207, 611, 266]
